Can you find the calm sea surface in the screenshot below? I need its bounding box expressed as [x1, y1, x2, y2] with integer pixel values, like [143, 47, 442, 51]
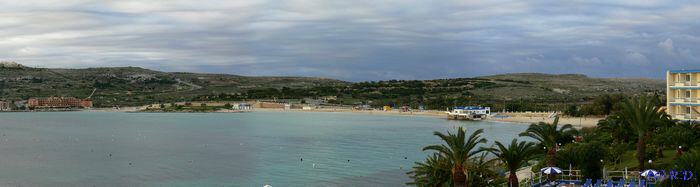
[0, 111, 527, 186]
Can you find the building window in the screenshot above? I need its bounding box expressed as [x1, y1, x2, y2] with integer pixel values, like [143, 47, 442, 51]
[687, 91, 692, 98]
[687, 107, 692, 114]
[686, 74, 692, 82]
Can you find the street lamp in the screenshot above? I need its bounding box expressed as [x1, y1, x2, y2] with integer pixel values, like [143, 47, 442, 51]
[601, 160, 605, 179]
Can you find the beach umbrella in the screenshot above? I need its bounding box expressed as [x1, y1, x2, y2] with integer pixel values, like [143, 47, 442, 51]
[640, 169, 660, 177]
[540, 167, 563, 175]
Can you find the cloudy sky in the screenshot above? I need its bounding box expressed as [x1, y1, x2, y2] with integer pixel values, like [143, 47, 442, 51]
[1, 0, 699, 81]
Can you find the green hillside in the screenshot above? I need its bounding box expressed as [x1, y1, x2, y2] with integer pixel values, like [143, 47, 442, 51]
[0, 65, 346, 107]
[196, 73, 665, 112]
[475, 73, 663, 101]
[0, 65, 665, 110]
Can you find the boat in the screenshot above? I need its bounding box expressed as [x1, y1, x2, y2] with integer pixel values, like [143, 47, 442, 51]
[446, 106, 491, 120]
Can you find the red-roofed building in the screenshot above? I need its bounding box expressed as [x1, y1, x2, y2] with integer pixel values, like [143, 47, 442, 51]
[28, 97, 93, 108]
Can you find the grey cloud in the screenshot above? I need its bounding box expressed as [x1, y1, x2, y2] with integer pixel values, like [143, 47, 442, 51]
[0, 0, 699, 81]
[658, 38, 676, 56]
[624, 51, 650, 65]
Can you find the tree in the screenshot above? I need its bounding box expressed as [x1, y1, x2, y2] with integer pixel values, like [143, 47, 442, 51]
[564, 105, 580, 117]
[661, 151, 700, 186]
[597, 115, 634, 144]
[592, 94, 626, 115]
[406, 153, 452, 187]
[616, 96, 670, 170]
[466, 153, 502, 187]
[519, 116, 576, 166]
[654, 123, 697, 158]
[556, 142, 606, 180]
[484, 139, 538, 187]
[423, 127, 487, 187]
[606, 143, 628, 165]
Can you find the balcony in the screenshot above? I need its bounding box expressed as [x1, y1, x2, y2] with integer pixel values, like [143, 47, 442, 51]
[673, 97, 697, 103]
[673, 81, 700, 87]
[674, 114, 700, 121]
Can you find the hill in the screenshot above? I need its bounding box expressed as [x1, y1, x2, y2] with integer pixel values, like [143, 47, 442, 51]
[0, 65, 347, 107]
[0, 64, 665, 110]
[234, 73, 665, 111]
[474, 73, 664, 101]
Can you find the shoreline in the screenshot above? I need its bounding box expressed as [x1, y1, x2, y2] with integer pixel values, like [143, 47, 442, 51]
[488, 116, 600, 128]
[250, 108, 602, 127]
[252, 108, 446, 117]
[24, 107, 601, 127]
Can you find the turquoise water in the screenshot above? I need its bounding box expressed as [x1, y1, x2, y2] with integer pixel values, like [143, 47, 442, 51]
[0, 111, 527, 186]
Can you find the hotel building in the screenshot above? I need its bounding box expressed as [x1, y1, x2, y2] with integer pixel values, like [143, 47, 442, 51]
[667, 70, 700, 121]
[27, 97, 93, 109]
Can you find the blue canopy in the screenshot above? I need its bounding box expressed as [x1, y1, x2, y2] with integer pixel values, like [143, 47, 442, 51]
[454, 106, 489, 110]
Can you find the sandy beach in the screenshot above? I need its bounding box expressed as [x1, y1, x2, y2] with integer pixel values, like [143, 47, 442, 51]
[94, 106, 602, 128]
[489, 116, 601, 128]
[252, 108, 447, 117]
[251, 108, 602, 128]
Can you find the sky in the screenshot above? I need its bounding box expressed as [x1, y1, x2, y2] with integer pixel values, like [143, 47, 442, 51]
[1, 0, 699, 81]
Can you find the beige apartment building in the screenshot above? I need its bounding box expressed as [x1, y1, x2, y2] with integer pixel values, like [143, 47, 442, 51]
[667, 70, 700, 121]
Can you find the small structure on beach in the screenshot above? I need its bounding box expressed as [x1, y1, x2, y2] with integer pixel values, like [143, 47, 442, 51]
[302, 105, 316, 110]
[401, 106, 411, 112]
[233, 103, 253, 110]
[254, 101, 286, 109]
[383, 106, 392, 111]
[0, 101, 11, 111]
[446, 106, 491, 120]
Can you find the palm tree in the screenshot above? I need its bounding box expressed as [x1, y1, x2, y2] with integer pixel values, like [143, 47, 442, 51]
[424, 127, 487, 187]
[616, 96, 670, 170]
[406, 153, 452, 187]
[484, 139, 538, 187]
[519, 116, 575, 166]
[597, 115, 635, 144]
[675, 151, 700, 185]
[466, 153, 501, 187]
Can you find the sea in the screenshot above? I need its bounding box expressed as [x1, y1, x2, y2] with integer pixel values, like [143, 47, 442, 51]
[0, 111, 527, 186]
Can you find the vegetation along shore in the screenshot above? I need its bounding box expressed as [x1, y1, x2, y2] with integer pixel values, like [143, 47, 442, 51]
[1, 64, 662, 113]
[406, 96, 700, 186]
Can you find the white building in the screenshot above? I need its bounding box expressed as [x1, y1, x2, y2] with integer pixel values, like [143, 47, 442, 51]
[447, 106, 491, 120]
[232, 103, 253, 110]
